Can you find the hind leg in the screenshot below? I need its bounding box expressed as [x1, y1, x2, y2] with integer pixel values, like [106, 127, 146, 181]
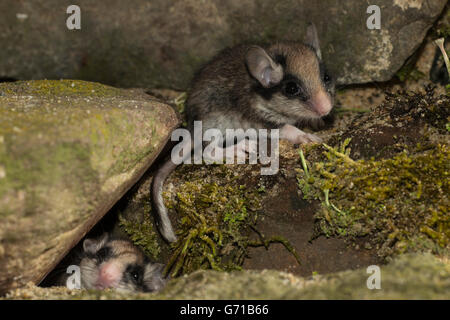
[203, 138, 258, 164]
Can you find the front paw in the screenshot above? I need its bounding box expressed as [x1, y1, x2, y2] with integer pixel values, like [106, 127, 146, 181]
[296, 132, 322, 144]
[280, 124, 322, 145]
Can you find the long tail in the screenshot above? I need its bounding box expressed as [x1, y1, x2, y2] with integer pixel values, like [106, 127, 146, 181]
[151, 157, 179, 243]
[151, 138, 196, 243]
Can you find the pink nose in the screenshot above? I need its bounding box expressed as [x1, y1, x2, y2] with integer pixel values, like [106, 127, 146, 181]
[311, 90, 332, 116]
[97, 262, 121, 288]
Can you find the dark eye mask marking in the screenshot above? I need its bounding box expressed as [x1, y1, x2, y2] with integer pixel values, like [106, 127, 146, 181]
[125, 264, 144, 285]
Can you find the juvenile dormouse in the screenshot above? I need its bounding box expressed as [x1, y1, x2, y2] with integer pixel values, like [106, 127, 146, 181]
[47, 233, 167, 293]
[152, 23, 335, 243]
[79, 234, 166, 292]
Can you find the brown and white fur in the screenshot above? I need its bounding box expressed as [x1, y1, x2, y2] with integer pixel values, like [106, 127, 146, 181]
[79, 234, 166, 292]
[152, 23, 335, 243]
[47, 233, 167, 293]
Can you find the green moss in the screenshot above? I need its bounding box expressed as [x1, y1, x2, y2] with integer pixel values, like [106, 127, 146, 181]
[163, 165, 263, 277]
[395, 64, 425, 82]
[297, 140, 449, 258]
[433, 8, 450, 39]
[0, 80, 122, 98]
[161, 163, 301, 277]
[173, 92, 188, 127]
[6, 252, 449, 300]
[119, 212, 161, 259]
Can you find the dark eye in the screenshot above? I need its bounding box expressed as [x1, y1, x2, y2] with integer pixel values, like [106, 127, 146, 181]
[283, 81, 300, 96]
[323, 72, 331, 84]
[132, 272, 140, 281]
[126, 265, 143, 284]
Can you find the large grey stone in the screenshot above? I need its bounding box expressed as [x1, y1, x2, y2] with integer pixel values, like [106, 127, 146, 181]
[0, 80, 179, 294]
[0, 1, 446, 88]
[4, 253, 450, 299]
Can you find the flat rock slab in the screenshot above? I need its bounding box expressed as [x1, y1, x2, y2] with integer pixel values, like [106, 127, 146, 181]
[4, 253, 450, 299]
[0, 80, 179, 294]
[0, 1, 446, 88]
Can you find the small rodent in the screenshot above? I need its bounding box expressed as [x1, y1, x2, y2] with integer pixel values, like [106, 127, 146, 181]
[152, 23, 335, 243]
[44, 233, 167, 293]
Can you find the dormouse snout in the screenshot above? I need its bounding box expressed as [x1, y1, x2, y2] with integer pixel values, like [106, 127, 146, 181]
[310, 90, 332, 117]
[97, 261, 122, 289]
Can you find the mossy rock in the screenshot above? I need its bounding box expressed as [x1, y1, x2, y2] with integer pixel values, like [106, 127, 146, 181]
[297, 87, 450, 259]
[4, 253, 449, 299]
[0, 80, 179, 294]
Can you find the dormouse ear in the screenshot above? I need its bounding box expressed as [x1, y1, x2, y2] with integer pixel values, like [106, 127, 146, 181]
[245, 46, 283, 88]
[83, 233, 108, 254]
[305, 23, 322, 60]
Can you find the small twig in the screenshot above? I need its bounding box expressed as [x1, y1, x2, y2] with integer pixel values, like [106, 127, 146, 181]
[249, 226, 301, 265]
[298, 149, 309, 177]
[163, 245, 183, 277]
[324, 189, 345, 215]
[324, 189, 331, 207]
[203, 254, 220, 271]
[174, 92, 187, 107]
[435, 38, 450, 78]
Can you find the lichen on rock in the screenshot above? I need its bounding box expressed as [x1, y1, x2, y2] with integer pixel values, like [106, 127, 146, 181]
[4, 252, 449, 299]
[0, 80, 179, 294]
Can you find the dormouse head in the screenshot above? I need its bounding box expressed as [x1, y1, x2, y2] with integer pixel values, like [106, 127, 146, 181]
[80, 233, 166, 293]
[246, 23, 335, 124]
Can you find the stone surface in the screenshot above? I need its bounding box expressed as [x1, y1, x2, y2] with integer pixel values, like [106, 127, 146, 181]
[156, 253, 450, 299]
[0, 80, 179, 294]
[4, 253, 450, 299]
[0, 1, 447, 89]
